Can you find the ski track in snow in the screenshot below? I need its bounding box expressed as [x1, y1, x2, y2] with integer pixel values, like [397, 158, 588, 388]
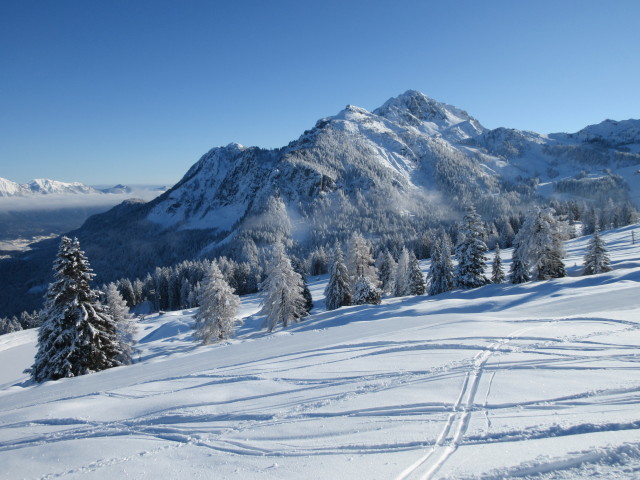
[395, 313, 640, 479]
[395, 321, 561, 480]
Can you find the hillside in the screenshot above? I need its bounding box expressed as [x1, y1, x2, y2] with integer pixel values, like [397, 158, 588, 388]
[2, 90, 639, 318]
[1, 226, 639, 479]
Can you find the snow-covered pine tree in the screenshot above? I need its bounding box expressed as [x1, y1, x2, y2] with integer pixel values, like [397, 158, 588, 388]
[583, 227, 612, 275]
[291, 256, 313, 316]
[309, 246, 329, 276]
[376, 250, 396, 295]
[509, 238, 531, 284]
[394, 247, 410, 296]
[352, 275, 382, 305]
[427, 235, 455, 296]
[30, 237, 121, 383]
[407, 251, 426, 295]
[347, 232, 378, 286]
[324, 243, 352, 310]
[0, 316, 22, 335]
[455, 206, 490, 289]
[491, 245, 506, 284]
[259, 242, 306, 331]
[19, 310, 40, 329]
[518, 208, 567, 281]
[118, 278, 136, 308]
[193, 261, 241, 343]
[105, 283, 138, 364]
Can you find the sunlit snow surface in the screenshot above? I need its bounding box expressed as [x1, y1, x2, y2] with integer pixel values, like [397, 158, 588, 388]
[1, 226, 640, 479]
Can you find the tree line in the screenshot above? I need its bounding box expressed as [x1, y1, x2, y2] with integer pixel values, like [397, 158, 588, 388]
[12, 200, 628, 382]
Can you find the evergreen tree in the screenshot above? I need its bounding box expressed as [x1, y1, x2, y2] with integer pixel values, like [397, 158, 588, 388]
[193, 261, 241, 343]
[309, 246, 329, 276]
[105, 283, 138, 365]
[455, 206, 490, 289]
[491, 245, 506, 284]
[292, 257, 314, 316]
[0, 316, 22, 335]
[19, 310, 41, 329]
[352, 275, 382, 305]
[347, 232, 378, 286]
[427, 235, 455, 296]
[583, 227, 612, 275]
[324, 243, 352, 310]
[259, 242, 306, 331]
[376, 250, 396, 295]
[407, 251, 426, 295]
[132, 278, 144, 305]
[518, 208, 567, 281]
[30, 237, 121, 383]
[394, 247, 410, 296]
[118, 278, 136, 308]
[509, 238, 531, 284]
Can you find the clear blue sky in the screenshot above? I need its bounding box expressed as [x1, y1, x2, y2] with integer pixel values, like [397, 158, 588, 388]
[1, 0, 639, 185]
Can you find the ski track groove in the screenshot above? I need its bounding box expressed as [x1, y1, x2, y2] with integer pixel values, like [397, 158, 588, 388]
[394, 322, 560, 480]
[395, 315, 640, 480]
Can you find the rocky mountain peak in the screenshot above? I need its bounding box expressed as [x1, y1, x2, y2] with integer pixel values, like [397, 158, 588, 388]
[373, 90, 486, 141]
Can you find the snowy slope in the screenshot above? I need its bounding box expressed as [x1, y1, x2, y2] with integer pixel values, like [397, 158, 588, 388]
[1, 226, 640, 479]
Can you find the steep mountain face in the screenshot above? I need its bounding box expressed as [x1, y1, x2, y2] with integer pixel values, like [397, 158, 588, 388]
[1, 90, 639, 317]
[145, 92, 503, 241]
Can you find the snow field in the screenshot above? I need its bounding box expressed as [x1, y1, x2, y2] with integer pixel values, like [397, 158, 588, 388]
[0, 226, 640, 479]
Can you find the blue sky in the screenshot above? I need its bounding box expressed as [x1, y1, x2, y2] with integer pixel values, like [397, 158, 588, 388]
[1, 0, 639, 185]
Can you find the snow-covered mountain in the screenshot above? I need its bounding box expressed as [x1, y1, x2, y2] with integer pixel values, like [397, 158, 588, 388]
[98, 184, 132, 194]
[2, 226, 640, 479]
[1, 90, 639, 317]
[150, 91, 639, 234]
[0, 178, 101, 196]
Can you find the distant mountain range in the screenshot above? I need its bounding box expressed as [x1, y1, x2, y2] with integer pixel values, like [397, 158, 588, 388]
[0, 178, 137, 197]
[0, 181, 168, 247]
[1, 90, 639, 317]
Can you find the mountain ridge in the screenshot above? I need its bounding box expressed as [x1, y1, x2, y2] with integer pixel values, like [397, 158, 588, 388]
[0, 177, 142, 197]
[1, 90, 639, 317]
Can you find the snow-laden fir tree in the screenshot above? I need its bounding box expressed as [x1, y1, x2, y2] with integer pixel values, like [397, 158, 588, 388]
[509, 238, 531, 284]
[352, 275, 382, 305]
[324, 242, 352, 310]
[118, 278, 136, 308]
[193, 261, 241, 343]
[376, 250, 396, 295]
[20, 310, 41, 329]
[427, 234, 455, 296]
[531, 208, 567, 280]
[583, 227, 612, 275]
[259, 242, 306, 331]
[407, 251, 426, 295]
[455, 206, 490, 289]
[394, 247, 410, 296]
[291, 256, 313, 316]
[491, 245, 506, 284]
[105, 283, 138, 364]
[309, 246, 329, 276]
[517, 208, 567, 281]
[347, 232, 378, 286]
[30, 237, 121, 383]
[0, 316, 22, 335]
